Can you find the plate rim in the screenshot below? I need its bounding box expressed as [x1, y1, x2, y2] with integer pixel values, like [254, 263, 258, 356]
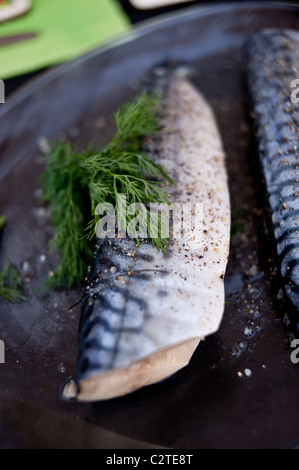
[1, 1, 298, 115]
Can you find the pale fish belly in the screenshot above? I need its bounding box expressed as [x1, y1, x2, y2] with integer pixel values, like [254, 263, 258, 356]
[62, 74, 231, 401]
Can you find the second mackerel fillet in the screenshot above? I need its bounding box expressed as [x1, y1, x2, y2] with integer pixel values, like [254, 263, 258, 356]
[246, 29, 299, 335]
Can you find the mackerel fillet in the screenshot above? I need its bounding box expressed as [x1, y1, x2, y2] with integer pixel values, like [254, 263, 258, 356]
[63, 73, 231, 401]
[246, 30, 299, 335]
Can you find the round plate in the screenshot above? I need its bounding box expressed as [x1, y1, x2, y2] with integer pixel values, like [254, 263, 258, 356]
[1, 2, 299, 449]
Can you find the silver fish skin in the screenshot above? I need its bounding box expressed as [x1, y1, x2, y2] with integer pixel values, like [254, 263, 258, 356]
[63, 72, 231, 402]
[246, 29, 299, 334]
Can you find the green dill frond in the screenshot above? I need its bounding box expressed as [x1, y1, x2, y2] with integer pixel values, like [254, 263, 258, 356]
[41, 92, 173, 289]
[0, 259, 26, 303]
[0, 220, 26, 302]
[0, 215, 6, 233]
[230, 207, 245, 237]
[40, 140, 93, 288]
[111, 92, 160, 150]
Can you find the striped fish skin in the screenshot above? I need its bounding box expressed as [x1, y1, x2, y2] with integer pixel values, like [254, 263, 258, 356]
[63, 72, 230, 402]
[246, 29, 299, 334]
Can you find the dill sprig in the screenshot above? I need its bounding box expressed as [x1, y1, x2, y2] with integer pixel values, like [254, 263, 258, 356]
[0, 259, 26, 303]
[41, 92, 173, 289]
[0, 217, 26, 303]
[0, 215, 6, 233]
[41, 141, 93, 289]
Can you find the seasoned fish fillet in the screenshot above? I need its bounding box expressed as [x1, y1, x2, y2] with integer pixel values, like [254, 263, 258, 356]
[62, 73, 231, 401]
[246, 29, 299, 335]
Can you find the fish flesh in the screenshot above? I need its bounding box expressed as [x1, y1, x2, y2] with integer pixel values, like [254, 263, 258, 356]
[246, 29, 299, 335]
[62, 70, 231, 401]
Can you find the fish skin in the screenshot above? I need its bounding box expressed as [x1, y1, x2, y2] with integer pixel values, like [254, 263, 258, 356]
[246, 29, 299, 334]
[64, 72, 230, 402]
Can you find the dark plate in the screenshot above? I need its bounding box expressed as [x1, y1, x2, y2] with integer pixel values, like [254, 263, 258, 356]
[1, 2, 299, 450]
